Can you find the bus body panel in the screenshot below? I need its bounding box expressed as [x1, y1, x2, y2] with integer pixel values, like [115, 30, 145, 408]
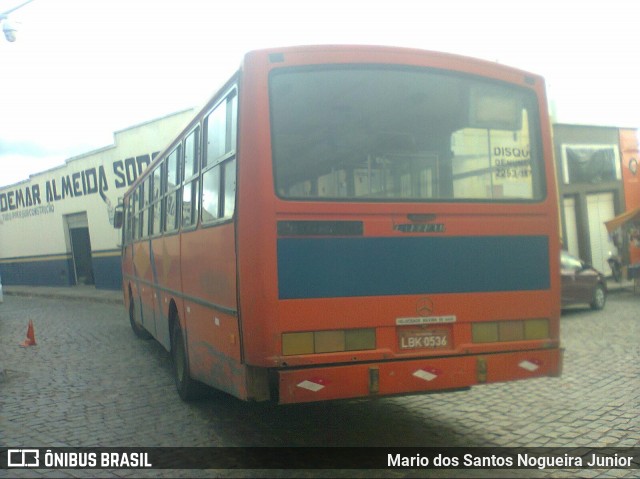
[179, 223, 244, 396]
[179, 224, 238, 315]
[150, 235, 181, 349]
[132, 240, 157, 337]
[277, 235, 550, 299]
[235, 57, 280, 365]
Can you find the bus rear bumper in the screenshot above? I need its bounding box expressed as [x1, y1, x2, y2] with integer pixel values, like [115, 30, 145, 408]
[276, 348, 563, 404]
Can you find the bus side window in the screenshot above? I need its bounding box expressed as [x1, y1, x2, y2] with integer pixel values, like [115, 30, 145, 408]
[202, 166, 220, 221]
[202, 90, 237, 224]
[159, 159, 167, 234]
[223, 158, 236, 219]
[204, 100, 227, 168]
[164, 145, 181, 232]
[147, 172, 155, 236]
[138, 183, 145, 239]
[223, 92, 237, 219]
[152, 166, 162, 235]
[130, 190, 138, 243]
[182, 127, 201, 228]
[123, 199, 131, 243]
[143, 177, 152, 237]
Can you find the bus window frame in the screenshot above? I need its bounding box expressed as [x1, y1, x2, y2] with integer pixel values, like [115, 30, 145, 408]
[268, 65, 546, 204]
[129, 190, 137, 245]
[158, 159, 167, 237]
[147, 167, 154, 237]
[201, 87, 238, 228]
[150, 164, 162, 238]
[137, 182, 145, 240]
[142, 176, 152, 238]
[181, 125, 201, 232]
[164, 144, 182, 235]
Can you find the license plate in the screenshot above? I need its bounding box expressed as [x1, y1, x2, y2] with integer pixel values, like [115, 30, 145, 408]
[398, 329, 450, 350]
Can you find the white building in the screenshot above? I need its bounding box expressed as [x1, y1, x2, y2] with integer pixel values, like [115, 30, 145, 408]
[0, 109, 194, 290]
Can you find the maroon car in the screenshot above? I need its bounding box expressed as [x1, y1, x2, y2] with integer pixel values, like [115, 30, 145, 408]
[561, 251, 607, 310]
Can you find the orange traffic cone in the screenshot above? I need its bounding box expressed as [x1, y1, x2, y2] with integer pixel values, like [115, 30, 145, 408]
[19, 320, 37, 347]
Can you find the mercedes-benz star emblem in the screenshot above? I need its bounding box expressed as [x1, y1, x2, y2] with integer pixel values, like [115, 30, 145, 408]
[416, 297, 434, 317]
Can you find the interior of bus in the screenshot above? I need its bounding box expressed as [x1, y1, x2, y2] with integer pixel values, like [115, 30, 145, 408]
[270, 67, 545, 202]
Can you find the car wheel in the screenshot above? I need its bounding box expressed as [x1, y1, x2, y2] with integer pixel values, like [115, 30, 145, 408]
[171, 320, 204, 401]
[590, 284, 606, 310]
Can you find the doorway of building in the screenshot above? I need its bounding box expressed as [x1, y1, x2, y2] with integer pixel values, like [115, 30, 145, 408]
[65, 212, 95, 285]
[563, 196, 580, 256]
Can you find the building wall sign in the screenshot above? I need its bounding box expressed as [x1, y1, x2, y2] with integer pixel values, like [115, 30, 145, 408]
[0, 154, 155, 221]
[0, 108, 194, 290]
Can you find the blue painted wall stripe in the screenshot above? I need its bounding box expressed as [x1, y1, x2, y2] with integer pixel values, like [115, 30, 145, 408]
[0, 257, 74, 287]
[277, 236, 550, 299]
[0, 255, 122, 290]
[92, 255, 123, 290]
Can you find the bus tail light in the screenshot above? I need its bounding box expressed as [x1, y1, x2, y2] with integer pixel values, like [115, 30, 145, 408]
[282, 329, 376, 356]
[472, 319, 549, 343]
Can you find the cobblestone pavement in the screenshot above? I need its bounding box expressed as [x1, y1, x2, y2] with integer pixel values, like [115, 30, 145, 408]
[0, 290, 638, 478]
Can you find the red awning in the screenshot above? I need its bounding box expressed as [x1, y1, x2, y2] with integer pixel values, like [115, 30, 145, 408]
[605, 207, 640, 233]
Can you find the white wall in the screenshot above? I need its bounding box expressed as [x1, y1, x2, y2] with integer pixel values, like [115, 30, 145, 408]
[0, 109, 194, 259]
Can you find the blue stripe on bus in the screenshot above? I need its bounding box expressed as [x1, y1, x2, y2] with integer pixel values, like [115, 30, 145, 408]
[277, 236, 550, 300]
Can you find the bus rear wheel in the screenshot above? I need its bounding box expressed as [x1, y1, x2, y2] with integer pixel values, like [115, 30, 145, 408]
[171, 320, 204, 401]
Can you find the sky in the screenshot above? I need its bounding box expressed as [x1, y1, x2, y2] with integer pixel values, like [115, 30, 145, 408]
[1, 0, 639, 187]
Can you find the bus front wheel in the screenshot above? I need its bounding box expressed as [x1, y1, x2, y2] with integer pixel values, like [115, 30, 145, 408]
[171, 320, 204, 401]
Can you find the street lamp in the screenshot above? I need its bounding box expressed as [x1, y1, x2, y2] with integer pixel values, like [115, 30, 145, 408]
[1, 0, 36, 42]
[2, 17, 18, 41]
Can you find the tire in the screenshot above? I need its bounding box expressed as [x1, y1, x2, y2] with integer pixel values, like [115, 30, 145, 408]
[129, 292, 152, 339]
[171, 320, 204, 401]
[590, 284, 606, 310]
[612, 264, 622, 283]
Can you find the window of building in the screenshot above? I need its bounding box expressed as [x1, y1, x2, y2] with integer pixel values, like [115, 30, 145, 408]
[561, 144, 621, 185]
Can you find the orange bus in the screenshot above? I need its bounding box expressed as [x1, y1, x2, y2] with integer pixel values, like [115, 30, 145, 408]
[116, 45, 562, 404]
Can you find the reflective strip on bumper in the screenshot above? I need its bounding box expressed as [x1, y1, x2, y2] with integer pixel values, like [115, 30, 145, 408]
[277, 348, 563, 404]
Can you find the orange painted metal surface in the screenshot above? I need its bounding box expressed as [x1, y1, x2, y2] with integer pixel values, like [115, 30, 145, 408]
[277, 348, 563, 404]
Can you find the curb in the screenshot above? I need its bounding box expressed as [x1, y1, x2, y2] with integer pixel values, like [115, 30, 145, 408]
[3, 289, 123, 306]
[606, 280, 636, 294]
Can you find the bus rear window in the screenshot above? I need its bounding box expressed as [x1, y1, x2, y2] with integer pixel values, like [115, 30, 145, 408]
[270, 67, 545, 202]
